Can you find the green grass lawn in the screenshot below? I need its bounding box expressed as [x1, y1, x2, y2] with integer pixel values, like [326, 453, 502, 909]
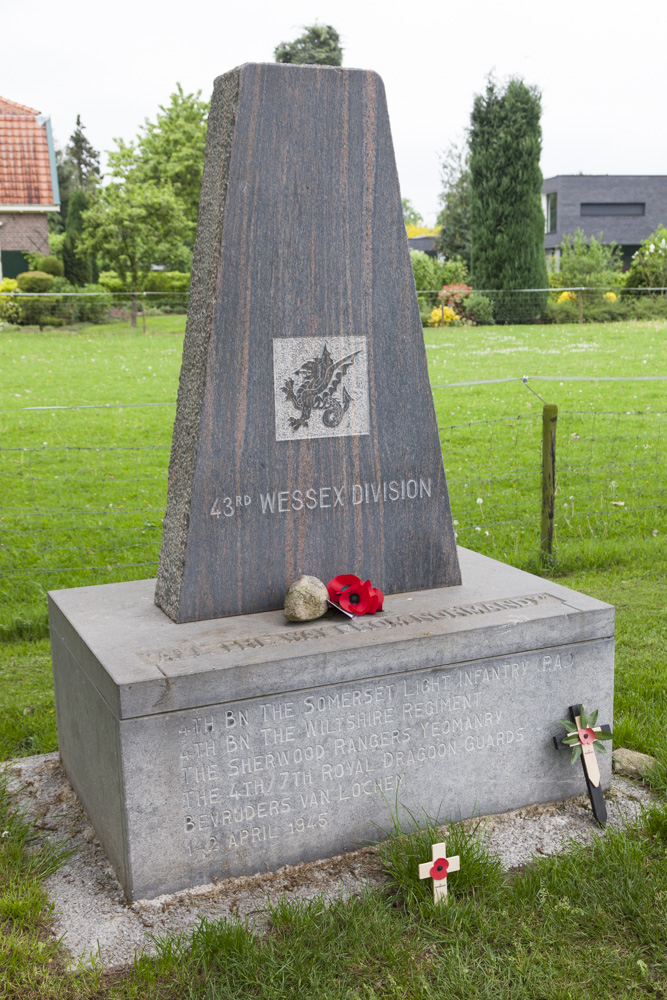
[1, 316, 666, 997]
[1, 318, 665, 638]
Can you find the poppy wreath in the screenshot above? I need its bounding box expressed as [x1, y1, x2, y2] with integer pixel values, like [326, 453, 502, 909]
[327, 574, 384, 615]
[559, 706, 613, 764]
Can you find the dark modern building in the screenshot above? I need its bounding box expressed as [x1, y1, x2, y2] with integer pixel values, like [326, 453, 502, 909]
[407, 234, 439, 257]
[542, 175, 667, 270]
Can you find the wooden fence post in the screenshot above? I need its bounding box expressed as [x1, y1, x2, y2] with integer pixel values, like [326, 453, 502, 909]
[577, 289, 584, 324]
[541, 403, 558, 556]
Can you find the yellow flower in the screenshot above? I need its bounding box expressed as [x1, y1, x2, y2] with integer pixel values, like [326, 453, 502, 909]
[429, 306, 458, 326]
[558, 290, 577, 303]
[603, 291, 618, 302]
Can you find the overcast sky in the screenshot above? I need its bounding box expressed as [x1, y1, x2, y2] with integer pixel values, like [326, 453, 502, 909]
[4, 0, 665, 225]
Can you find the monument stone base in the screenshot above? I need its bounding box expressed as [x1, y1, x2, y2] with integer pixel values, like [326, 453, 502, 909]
[48, 548, 614, 901]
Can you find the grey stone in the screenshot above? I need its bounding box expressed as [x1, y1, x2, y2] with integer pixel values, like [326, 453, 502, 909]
[154, 63, 460, 624]
[49, 547, 615, 901]
[284, 575, 328, 622]
[612, 747, 655, 780]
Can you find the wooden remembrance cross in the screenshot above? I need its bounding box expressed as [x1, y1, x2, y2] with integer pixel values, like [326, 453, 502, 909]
[154, 63, 461, 623]
[418, 840, 460, 904]
[553, 704, 612, 825]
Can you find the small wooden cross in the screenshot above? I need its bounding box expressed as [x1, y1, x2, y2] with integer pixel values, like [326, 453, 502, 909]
[418, 840, 460, 904]
[554, 704, 612, 825]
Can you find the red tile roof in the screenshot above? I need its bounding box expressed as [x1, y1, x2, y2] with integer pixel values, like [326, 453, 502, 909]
[0, 97, 56, 207]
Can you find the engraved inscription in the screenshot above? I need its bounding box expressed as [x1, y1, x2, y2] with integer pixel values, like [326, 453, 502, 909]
[176, 645, 578, 869]
[139, 592, 566, 667]
[208, 475, 433, 521]
[272, 336, 370, 441]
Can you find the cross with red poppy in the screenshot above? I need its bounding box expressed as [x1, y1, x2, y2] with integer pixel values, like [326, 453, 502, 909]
[418, 840, 460, 904]
[553, 704, 612, 825]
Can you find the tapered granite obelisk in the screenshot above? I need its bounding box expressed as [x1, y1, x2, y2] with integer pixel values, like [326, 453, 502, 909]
[155, 64, 461, 623]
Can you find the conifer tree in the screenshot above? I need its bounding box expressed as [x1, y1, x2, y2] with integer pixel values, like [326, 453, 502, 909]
[274, 24, 343, 66]
[62, 188, 93, 285]
[67, 115, 101, 191]
[469, 77, 548, 322]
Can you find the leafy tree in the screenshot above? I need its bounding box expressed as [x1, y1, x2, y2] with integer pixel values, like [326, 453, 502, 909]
[402, 198, 424, 227]
[469, 77, 548, 322]
[436, 142, 472, 269]
[133, 85, 209, 236]
[79, 151, 190, 327]
[274, 24, 343, 66]
[554, 229, 622, 289]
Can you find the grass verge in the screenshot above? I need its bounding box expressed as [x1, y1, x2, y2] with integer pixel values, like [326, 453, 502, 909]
[2, 783, 667, 998]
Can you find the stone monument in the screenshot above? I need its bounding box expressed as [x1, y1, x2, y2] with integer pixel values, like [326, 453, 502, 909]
[155, 63, 460, 624]
[48, 64, 614, 902]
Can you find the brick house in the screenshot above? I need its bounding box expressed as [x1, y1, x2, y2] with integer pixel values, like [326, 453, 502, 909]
[542, 175, 667, 270]
[0, 97, 60, 279]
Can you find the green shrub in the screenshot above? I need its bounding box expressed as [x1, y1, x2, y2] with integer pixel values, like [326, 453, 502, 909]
[17, 271, 54, 294]
[98, 269, 190, 311]
[15, 271, 62, 329]
[554, 229, 623, 290]
[436, 256, 470, 287]
[0, 278, 20, 324]
[625, 225, 667, 290]
[465, 292, 495, 325]
[26, 255, 64, 277]
[75, 283, 112, 323]
[409, 250, 439, 292]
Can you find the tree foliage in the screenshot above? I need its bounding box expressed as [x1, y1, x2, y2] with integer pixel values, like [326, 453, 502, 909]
[625, 226, 667, 291]
[469, 77, 548, 321]
[67, 115, 100, 191]
[436, 142, 472, 268]
[402, 198, 424, 227]
[79, 150, 190, 327]
[554, 229, 623, 289]
[52, 116, 100, 234]
[132, 84, 209, 235]
[62, 188, 94, 286]
[274, 24, 343, 66]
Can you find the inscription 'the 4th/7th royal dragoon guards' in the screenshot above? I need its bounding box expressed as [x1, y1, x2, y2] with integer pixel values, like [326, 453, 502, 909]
[272, 336, 371, 442]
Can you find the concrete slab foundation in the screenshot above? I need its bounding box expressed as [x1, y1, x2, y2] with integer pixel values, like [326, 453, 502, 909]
[48, 548, 615, 900]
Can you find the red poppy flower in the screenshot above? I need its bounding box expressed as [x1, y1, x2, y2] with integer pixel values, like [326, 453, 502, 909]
[339, 579, 374, 615]
[578, 728, 597, 744]
[367, 584, 384, 613]
[327, 574, 361, 603]
[430, 858, 449, 880]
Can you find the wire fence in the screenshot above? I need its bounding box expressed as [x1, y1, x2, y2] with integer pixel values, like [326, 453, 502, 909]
[1, 393, 665, 639]
[2, 285, 667, 328]
[416, 286, 667, 325]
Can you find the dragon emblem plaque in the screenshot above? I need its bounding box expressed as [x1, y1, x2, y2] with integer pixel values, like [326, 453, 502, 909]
[272, 336, 370, 441]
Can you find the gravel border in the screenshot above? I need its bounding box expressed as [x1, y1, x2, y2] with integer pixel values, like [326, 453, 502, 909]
[4, 751, 657, 970]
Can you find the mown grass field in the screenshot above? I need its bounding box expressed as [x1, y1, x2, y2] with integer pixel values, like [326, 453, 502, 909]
[1, 315, 666, 998]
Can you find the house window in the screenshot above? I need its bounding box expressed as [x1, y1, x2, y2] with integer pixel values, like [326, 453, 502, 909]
[545, 192, 557, 233]
[580, 203, 645, 216]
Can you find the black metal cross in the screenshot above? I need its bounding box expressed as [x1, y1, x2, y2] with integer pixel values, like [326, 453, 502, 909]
[553, 704, 612, 825]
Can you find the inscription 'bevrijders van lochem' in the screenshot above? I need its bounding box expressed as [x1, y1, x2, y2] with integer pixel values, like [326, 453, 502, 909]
[178, 645, 576, 864]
